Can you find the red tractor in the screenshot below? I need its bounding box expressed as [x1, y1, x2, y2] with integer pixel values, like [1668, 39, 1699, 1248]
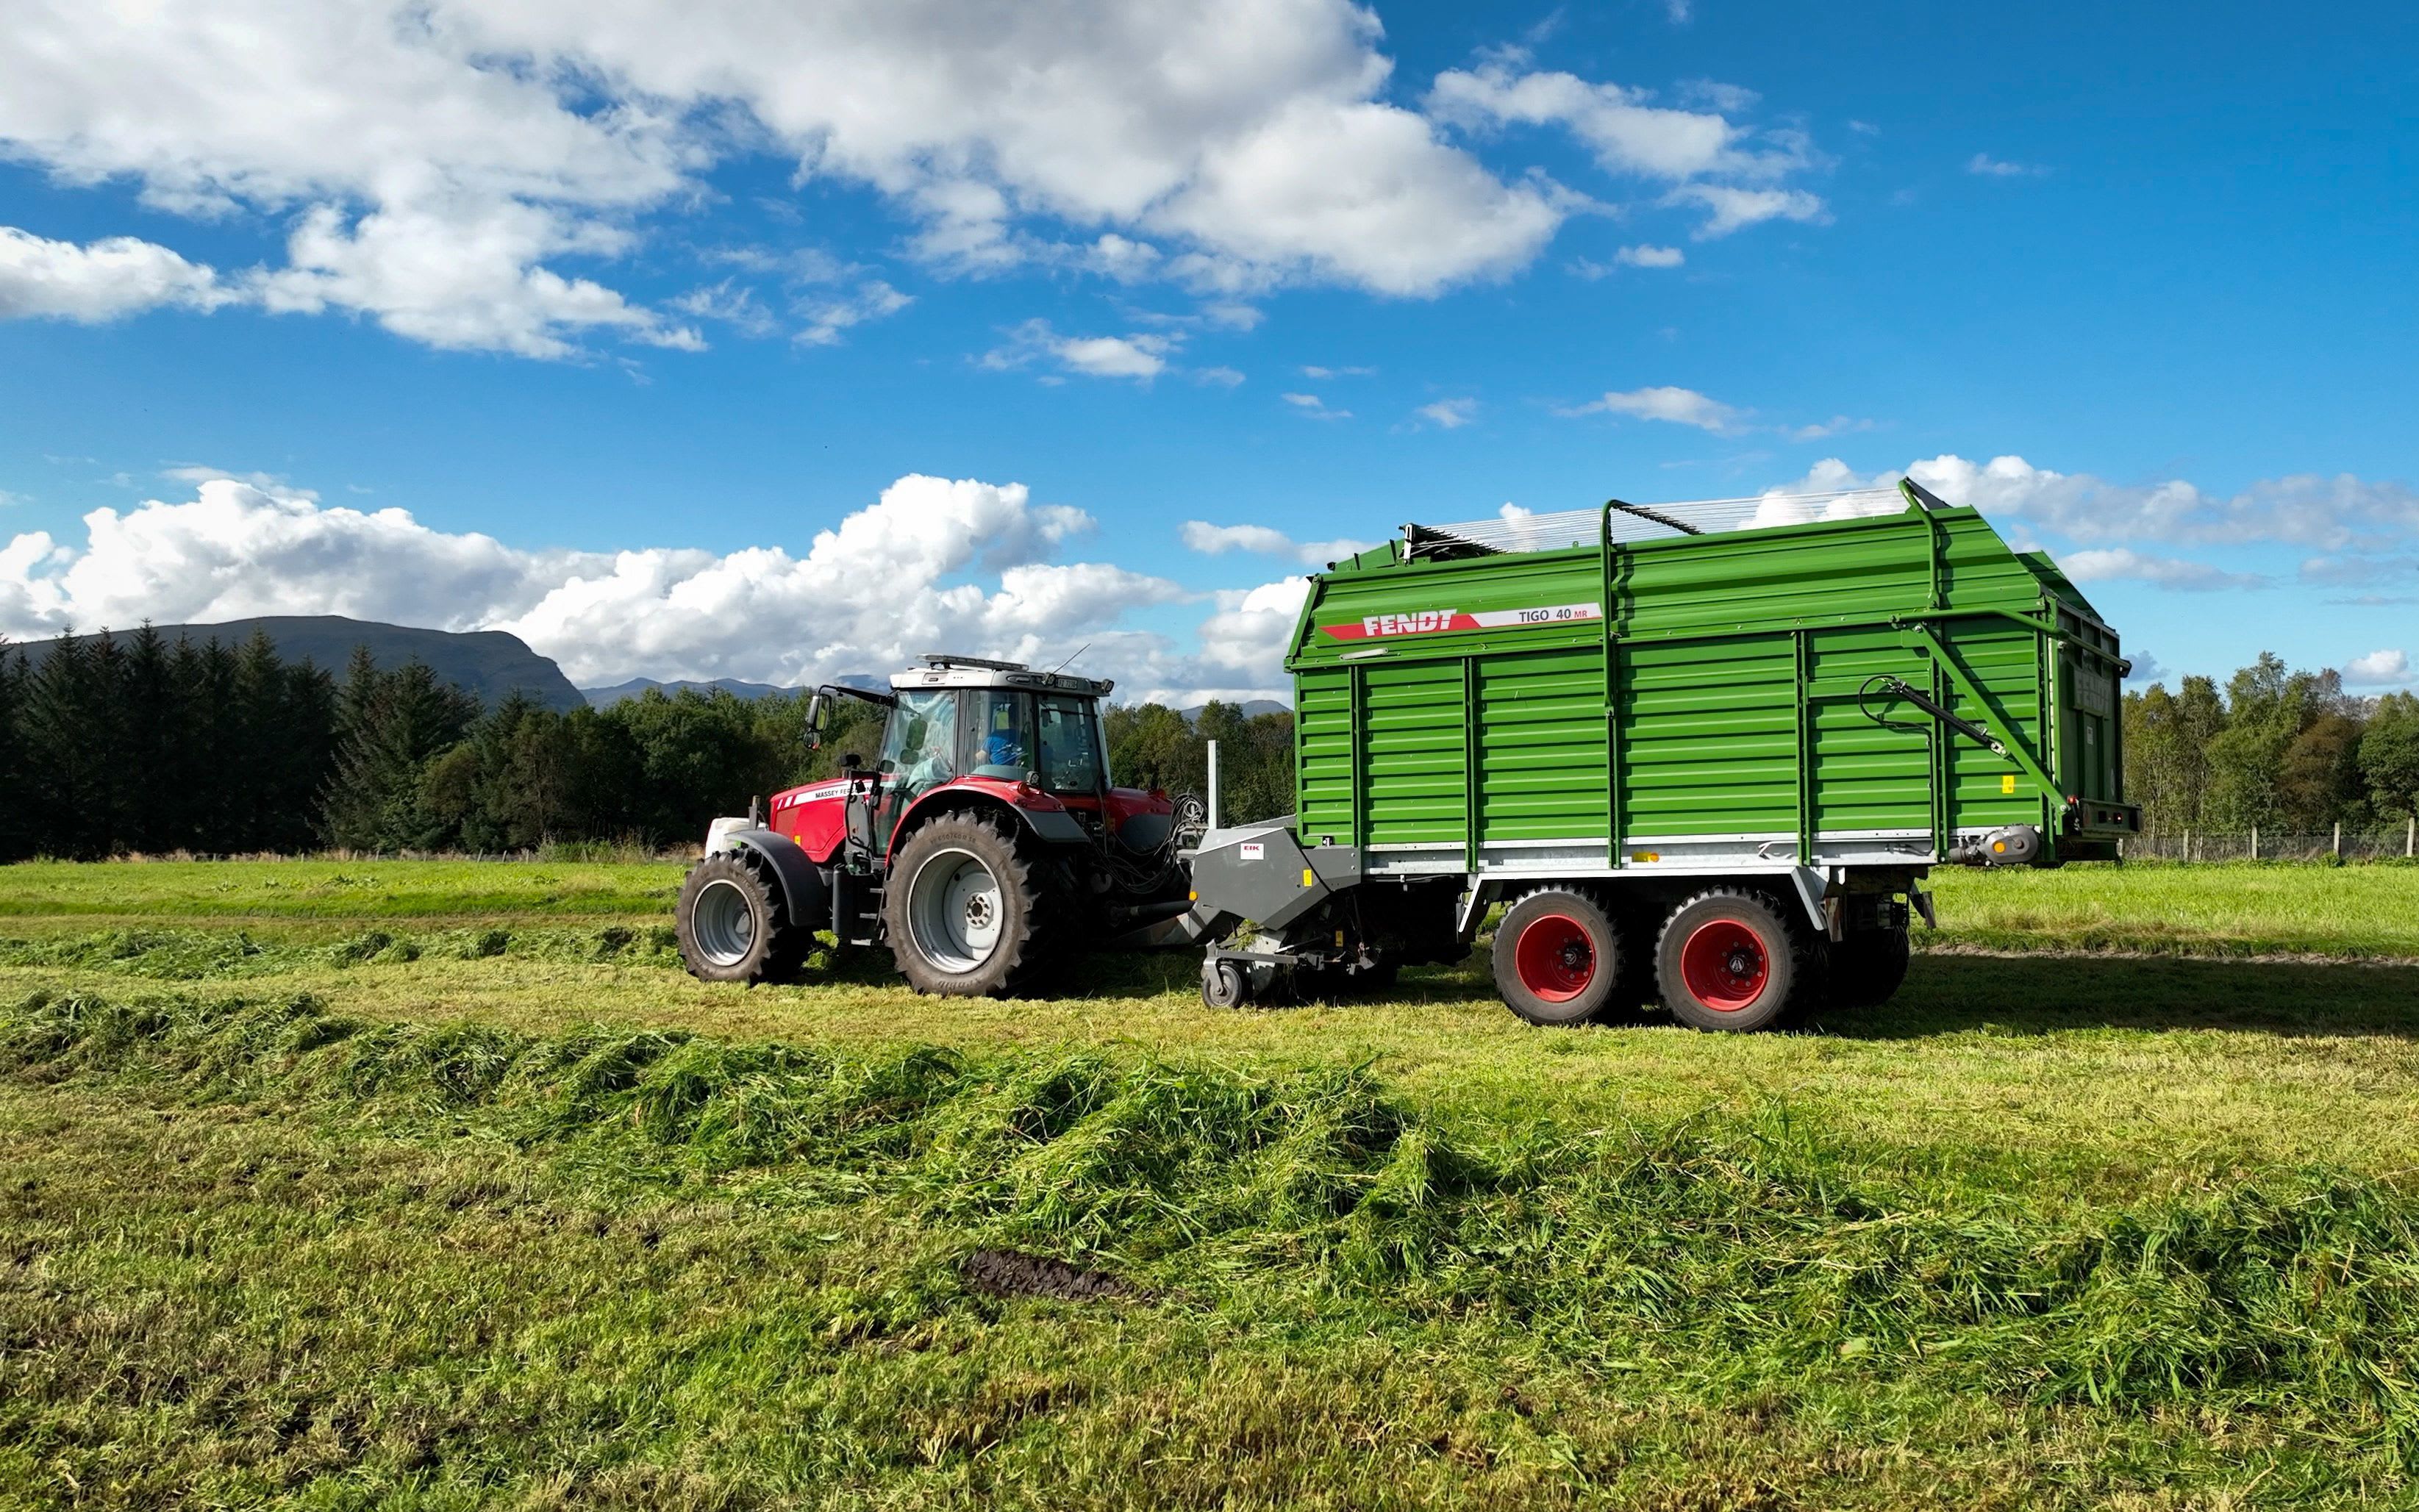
[673, 654, 1202, 995]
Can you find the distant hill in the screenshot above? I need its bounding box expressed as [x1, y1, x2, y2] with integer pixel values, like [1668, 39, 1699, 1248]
[579, 674, 890, 706]
[8, 615, 585, 712]
[581, 676, 788, 706]
[1179, 699, 1290, 720]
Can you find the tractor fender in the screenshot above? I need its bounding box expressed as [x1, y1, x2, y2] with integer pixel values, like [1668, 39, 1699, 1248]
[721, 828, 832, 933]
[887, 787, 1091, 861]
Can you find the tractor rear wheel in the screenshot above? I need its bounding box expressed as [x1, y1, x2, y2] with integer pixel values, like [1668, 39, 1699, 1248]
[1826, 926, 1911, 1009]
[1655, 887, 1821, 1031]
[676, 852, 812, 986]
[1492, 888, 1625, 1026]
[885, 811, 1065, 997]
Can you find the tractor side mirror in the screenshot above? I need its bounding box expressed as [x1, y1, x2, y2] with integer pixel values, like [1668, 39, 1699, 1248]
[803, 690, 825, 750]
[841, 751, 862, 773]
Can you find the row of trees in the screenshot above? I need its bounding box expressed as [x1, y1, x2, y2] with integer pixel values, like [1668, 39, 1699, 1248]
[2124, 653, 2419, 835]
[0, 628, 1299, 859]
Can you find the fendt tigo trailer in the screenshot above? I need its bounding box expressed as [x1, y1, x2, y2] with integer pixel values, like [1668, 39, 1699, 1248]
[1182, 479, 2140, 1030]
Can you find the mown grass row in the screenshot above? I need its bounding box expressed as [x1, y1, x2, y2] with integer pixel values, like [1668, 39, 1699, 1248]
[10, 987, 2418, 1453]
[0, 925, 686, 979]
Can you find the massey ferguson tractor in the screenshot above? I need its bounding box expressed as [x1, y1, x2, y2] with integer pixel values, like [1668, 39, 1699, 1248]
[674, 654, 1201, 995]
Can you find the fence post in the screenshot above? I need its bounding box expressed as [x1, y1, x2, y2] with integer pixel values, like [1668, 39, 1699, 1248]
[2251, 825, 2259, 861]
[2334, 822, 2342, 859]
[2184, 828, 2192, 863]
[2409, 814, 2415, 859]
[1207, 739, 1221, 831]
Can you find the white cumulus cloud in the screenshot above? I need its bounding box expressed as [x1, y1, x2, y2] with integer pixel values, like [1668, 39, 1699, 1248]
[2055, 548, 2268, 592]
[1569, 384, 1743, 431]
[0, 471, 1339, 697]
[2345, 648, 2412, 687]
[1182, 520, 1373, 567]
[0, 226, 233, 320]
[0, 0, 1582, 356]
[1417, 398, 1479, 429]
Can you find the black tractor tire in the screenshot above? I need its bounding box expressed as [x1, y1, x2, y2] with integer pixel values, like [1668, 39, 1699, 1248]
[884, 811, 1068, 997]
[676, 850, 812, 986]
[1655, 887, 1823, 1032]
[1826, 926, 1912, 1010]
[1491, 888, 1626, 1027]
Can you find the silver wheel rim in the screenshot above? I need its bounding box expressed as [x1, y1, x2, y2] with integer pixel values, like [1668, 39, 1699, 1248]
[692, 877, 758, 967]
[906, 846, 1005, 975]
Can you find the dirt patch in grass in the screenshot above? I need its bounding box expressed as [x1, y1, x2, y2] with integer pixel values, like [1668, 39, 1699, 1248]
[960, 1247, 1146, 1303]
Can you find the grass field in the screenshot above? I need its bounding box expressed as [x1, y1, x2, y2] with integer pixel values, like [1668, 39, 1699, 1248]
[5, 859, 2418, 1508]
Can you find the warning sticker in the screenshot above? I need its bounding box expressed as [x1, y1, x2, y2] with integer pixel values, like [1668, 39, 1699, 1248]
[1239, 842, 1265, 860]
[1320, 602, 1602, 641]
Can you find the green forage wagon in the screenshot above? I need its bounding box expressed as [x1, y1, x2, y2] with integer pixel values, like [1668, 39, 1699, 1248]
[1181, 480, 2139, 1029]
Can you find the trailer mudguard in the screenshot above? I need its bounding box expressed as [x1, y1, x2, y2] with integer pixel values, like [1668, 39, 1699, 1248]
[720, 828, 832, 934]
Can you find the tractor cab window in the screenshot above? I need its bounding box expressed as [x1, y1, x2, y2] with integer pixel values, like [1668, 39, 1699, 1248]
[880, 689, 960, 803]
[964, 689, 1035, 780]
[1036, 695, 1104, 795]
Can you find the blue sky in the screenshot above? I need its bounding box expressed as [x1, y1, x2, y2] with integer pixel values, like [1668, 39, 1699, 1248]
[2, 0, 2413, 699]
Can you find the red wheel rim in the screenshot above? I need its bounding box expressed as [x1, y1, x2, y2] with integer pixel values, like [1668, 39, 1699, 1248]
[1680, 919, 1770, 1011]
[1513, 913, 1596, 1003]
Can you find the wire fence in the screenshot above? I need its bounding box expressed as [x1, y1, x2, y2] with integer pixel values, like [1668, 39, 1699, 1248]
[2124, 823, 2419, 862]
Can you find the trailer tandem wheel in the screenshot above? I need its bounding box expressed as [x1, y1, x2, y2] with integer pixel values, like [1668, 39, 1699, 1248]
[1826, 925, 1912, 1009]
[1655, 887, 1823, 1031]
[1492, 889, 1627, 1027]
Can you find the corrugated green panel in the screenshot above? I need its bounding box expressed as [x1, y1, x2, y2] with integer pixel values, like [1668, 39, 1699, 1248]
[1937, 625, 2041, 831]
[1284, 504, 2109, 855]
[1618, 637, 1797, 835]
[1612, 512, 2042, 642]
[1294, 667, 1354, 842]
[1806, 628, 1932, 834]
[1362, 659, 1466, 844]
[1476, 648, 1607, 840]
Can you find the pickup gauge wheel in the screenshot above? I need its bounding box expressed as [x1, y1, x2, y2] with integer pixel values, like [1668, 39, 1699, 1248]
[1201, 959, 1248, 1008]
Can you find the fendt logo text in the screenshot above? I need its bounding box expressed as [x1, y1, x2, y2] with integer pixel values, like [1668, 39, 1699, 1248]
[1363, 609, 1462, 637]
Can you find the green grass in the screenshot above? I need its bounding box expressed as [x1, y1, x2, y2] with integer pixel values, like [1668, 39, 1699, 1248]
[0, 857, 678, 928]
[1927, 862, 2419, 959]
[4, 857, 2419, 1506]
[7, 989, 2417, 1508]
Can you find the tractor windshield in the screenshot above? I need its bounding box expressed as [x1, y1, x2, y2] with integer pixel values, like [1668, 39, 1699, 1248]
[1036, 695, 1104, 795]
[881, 689, 960, 803]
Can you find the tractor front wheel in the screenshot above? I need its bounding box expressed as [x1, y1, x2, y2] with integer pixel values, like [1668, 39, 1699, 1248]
[676, 852, 811, 985]
[885, 811, 1065, 997]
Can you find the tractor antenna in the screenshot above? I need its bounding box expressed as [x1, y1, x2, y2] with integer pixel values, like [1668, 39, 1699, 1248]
[1048, 642, 1090, 676]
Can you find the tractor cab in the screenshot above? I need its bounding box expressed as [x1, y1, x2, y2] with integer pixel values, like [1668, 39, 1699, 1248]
[782, 654, 1179, 872]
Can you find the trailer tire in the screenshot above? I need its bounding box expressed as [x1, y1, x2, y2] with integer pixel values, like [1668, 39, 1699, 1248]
[676, 851, 812, 986]
[885, 810, 1066, 997]
[1493, 889, 1626, 1026]
[1656, 887, 1820, 1031]
[1826, 926, 1911, 1009]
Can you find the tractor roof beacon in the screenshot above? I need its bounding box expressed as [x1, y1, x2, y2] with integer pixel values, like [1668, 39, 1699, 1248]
[674, 653, 1203, 998]
[1181, 478, 2142, 1031]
